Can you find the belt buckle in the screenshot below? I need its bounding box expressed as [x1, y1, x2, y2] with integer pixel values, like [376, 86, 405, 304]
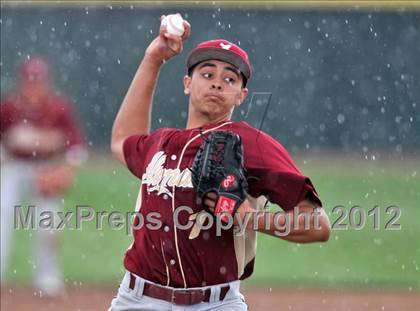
[171, 289, 203, 305]
[171, 289, 187, 304]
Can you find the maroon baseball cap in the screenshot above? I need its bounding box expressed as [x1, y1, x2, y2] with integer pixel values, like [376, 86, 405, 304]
[186, 39, 251, 85]
[18, 56, 51, 82]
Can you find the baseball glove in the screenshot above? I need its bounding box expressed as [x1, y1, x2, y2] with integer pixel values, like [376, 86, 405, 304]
[190, 131, 248, 222]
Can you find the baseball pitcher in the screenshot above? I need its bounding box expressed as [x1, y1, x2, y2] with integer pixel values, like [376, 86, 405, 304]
[109, 15, 331, 310]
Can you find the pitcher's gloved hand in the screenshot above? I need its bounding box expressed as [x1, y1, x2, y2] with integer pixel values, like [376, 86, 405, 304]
[190, 131, 248, 223]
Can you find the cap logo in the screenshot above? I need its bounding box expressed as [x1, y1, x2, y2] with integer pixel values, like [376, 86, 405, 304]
[220, 42, 232, 50]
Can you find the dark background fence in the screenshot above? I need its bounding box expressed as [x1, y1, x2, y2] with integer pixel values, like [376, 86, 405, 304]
[1, 5, 419, 154]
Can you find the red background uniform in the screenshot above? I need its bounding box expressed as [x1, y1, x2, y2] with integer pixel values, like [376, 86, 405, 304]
[0, 93, 84, 159]
[1, 57, 85, 296]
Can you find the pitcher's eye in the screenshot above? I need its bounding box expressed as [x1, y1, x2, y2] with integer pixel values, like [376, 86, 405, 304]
[202, 73, 212, 79]
[224, 77, 236, 84]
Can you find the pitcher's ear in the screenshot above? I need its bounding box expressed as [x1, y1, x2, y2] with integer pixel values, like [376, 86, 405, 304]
[235, 87, 248, 106]
[183, 75, 191, 95]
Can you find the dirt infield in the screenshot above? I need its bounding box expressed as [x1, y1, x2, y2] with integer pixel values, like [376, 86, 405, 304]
[1, 284, 419, 311]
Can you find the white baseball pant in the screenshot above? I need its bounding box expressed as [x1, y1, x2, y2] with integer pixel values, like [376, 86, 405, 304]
[1, 160, 64, 295]
[108, 271, 248, 311]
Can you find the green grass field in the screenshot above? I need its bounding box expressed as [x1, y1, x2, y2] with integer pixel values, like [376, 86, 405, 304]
[5, 154, 420, 289]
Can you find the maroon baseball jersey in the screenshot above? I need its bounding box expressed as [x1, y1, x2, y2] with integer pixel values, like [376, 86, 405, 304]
[0, 92, 84, 159]
[123, 120, 321, 288]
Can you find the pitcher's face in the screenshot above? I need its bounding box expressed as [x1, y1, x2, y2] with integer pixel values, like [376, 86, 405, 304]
[184, 60, 248, 121]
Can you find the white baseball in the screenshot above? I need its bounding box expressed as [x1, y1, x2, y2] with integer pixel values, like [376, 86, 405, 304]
[161, 14, 185, 37]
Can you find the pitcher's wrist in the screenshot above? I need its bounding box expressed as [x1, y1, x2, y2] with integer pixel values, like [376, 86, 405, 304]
[144, 52, 165, 66]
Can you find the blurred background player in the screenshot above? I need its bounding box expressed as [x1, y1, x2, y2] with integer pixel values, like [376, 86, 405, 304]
[0, 56, 86, 297]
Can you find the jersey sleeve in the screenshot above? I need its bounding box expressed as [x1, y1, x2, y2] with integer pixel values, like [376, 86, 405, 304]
[243, 129, 322, 211]
[0, 97, 16, 142]
[123, 134, 149, 179]
[55, 97, 85, 148]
